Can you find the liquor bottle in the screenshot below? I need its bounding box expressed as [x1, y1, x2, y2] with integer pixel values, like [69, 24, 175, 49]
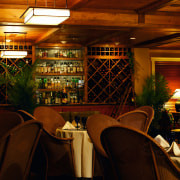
[69, 50, 73, 58]
[54, 61, 58, 73]
[64, 62, 67, 73]
[67, 62, 71, 73]
[76, 62, 80, 73]
[42, 92, 46, 104]
[57, 77, 61, 89]
[70, 62, 73, 73]
[73, 62, 76, 73]
[36, 91, 40, 104]
[59, 90, 63, 104]
[80, 62, 83, 73]
[51, 63, 54, 73]
[44, 78, 48, 89]
[41, 78, 45, 89]
[47, 63, 51, 73]
[71, 77, 75, 89]
[44, 92, 48, 104]
[54, 77, 57, 89]
[60, 62, 64, 73]
[55, 91, 59, 104]
[47, 78, 51, 89]
[43, 62, 47, 73]
[47, 92, 51, 104]
[51, 78, 54, 89]
[38, 49, 42, 57]
[57, 62, 61, 73]
[51, 91, 55, 104]
[62, 86, 68, 104]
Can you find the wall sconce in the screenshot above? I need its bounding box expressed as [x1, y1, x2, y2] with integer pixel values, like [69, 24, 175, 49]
[20, 0, 70, 25]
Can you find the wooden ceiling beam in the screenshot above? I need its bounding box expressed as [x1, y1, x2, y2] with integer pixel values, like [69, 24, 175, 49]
[86, 30, 130, 46]
[134, 33, 180, 47]
[136, 0, 178, 14]
[1, 9, 180, 30]
[70, 0, 90, 10]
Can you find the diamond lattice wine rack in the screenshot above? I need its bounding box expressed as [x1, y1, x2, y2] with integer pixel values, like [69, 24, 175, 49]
[87, 46, 134, 105]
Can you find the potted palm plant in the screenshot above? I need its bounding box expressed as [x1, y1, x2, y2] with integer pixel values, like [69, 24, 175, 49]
[136, 73, 173, 137]
[0, 61, 39, 114]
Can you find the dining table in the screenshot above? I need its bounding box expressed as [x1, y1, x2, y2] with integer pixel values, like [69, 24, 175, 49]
[56, 127, 94, 178]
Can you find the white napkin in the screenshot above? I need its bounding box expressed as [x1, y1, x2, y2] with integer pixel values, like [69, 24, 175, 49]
[62, 121, 76, 130]
[154, 134, 180, 156]
[166, 141, 180, 156]
[154, 135, 170, 149]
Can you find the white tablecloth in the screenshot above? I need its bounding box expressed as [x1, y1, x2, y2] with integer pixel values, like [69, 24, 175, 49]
[56, 128, 94, 178]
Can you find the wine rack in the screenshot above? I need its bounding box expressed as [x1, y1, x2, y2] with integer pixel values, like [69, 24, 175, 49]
[87, 46, 134, 105]
[0, 45, 33, 104]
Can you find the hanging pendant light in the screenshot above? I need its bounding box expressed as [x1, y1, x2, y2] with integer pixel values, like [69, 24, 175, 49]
[1, 51, 27, 58]
[20, 0, 70, 25]
[1, 32, 28, 59]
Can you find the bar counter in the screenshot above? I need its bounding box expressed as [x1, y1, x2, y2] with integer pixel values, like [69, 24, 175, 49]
[0, 103, 135, 116]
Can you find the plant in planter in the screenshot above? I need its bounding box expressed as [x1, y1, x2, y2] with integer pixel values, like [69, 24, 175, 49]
[136, 73, 173, 137]
[0, 61, 39, 114]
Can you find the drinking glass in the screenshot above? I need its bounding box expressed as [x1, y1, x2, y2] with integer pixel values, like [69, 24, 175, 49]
[81, 117, 87, 129]
[75, 116, 80, 129]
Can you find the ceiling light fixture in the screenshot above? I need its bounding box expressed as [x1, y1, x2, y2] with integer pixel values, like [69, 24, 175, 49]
[1, 32, 28, 59]
[20, 0, 70, 25]
[130, 37, 136, 40]
[1, 51, 27, 58]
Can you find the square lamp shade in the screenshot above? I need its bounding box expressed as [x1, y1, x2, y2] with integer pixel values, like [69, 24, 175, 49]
[22, 7, 70, 25]
[1, 51, 28, 58]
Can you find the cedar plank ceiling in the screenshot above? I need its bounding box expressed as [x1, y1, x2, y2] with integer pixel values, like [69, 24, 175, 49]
[1, 0, 180, 49]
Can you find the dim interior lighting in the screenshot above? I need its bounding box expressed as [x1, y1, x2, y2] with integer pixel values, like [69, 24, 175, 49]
[20, 0, 70, 25]
[1, 51, 28, 58]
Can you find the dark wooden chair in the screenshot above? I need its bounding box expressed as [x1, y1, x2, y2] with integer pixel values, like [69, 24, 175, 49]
[0, 111, 24, 138]
[136, 106, 154, 133]
[0, 120, 42, 180]
[116, 109, 149, 132]
[101, 125, 180, 180]
[33, 106, 75, 179]
[86, 114, 120, 180]
[17, 109, 37, 121]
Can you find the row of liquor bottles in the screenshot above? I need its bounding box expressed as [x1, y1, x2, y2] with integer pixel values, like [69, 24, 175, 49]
[37, 49, 83, 58]
[36, 89, 84, 105]
[36, 61, 84, 74]
[36, 76, 84, 90]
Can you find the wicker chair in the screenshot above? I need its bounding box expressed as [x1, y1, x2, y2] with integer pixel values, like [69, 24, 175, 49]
[136, 106, 154, 133]
[17, 109, 37, 121]
[101, 125, 180, 180]
[0, 111, 24, 138]
[0, 120, 42, 180]
[86, 114, 120, 180]
[33, 106, 75, 179]
[116, 109, 149, 132]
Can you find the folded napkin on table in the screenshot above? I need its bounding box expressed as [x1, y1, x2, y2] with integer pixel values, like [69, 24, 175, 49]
[62, 121, 76, 130]
[154, 134, 170, 149]
[154, 134, 180, 156]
